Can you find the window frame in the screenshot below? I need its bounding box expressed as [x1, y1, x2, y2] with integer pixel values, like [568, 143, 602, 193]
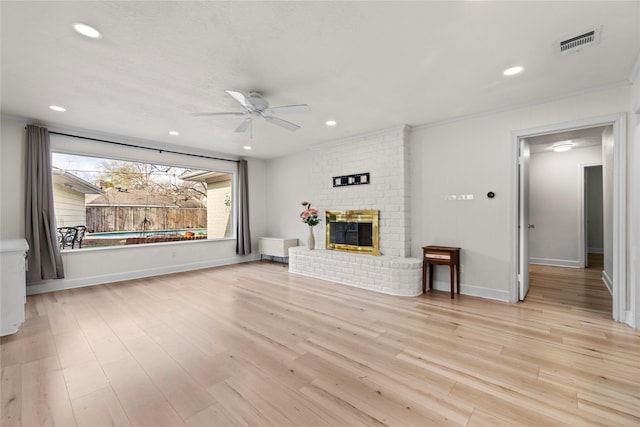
[50, 135, 238, 251]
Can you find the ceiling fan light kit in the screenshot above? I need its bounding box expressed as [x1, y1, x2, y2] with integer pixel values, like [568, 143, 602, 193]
[193, 90, 311, 133]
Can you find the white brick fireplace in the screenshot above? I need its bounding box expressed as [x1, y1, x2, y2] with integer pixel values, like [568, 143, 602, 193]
[289, 125, 423, 296]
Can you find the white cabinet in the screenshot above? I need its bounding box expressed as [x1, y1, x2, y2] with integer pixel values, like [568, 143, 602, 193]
[258, 238, 298, 264]
[1, 239, 29, 336]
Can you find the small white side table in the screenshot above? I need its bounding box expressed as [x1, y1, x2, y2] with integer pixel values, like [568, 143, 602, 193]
[258, 238, 298, 266]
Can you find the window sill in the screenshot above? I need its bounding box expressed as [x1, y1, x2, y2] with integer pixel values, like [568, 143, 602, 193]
[59, 237, 237, 254]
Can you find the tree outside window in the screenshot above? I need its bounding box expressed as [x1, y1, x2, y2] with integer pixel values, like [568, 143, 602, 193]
[51, 153, 233, 249]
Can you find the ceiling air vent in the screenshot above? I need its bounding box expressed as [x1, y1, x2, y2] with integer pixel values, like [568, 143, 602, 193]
[558, 27, 601, 54]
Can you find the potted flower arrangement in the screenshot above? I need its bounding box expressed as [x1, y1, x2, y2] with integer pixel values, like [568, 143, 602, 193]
[300, 201, 320, 249]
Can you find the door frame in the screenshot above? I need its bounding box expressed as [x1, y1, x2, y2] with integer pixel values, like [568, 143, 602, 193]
[517, 138, 531, 300]
[510, 113, 627, 324]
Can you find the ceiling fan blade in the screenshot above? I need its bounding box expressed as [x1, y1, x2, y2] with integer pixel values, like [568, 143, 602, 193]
[225, 90, 251, 109]
[192, 111, 246, 117]
[263, 104, 311, 115]
[234, 117, 252, 133]
[263, 116, 301, 131]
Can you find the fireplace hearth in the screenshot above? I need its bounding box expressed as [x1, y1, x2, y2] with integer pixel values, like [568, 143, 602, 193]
[326, 210, 379, 255]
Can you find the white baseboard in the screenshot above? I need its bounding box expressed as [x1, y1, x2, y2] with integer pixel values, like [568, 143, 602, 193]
[588, 248, 604, 254]
[0, 326, 19, 337]
[602, 270, 613, 294]
[529, 257, 582, 268]
[26, 254, 261, 295]
[624, 310, 634, 328]
[430, 281, 510, 302]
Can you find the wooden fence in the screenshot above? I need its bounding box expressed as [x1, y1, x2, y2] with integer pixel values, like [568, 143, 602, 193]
[86, 207, 207, 232]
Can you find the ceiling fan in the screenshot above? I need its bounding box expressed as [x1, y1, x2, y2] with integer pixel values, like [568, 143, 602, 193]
[193, 90, 311, 133]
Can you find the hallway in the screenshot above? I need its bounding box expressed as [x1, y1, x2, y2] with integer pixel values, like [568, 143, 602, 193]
[527, 254, 611, 318]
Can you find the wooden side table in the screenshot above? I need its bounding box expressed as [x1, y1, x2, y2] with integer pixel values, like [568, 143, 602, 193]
[422, 246, 461, 298]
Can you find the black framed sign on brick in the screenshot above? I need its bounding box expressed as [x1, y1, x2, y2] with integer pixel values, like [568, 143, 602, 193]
[332, 172, 370, 188]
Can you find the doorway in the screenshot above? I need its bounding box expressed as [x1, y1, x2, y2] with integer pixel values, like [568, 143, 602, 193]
[512, 114, 627, 324]
[584, 164, 604, 270]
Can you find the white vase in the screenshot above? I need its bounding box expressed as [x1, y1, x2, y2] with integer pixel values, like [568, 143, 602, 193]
[308, 226, 315, 250]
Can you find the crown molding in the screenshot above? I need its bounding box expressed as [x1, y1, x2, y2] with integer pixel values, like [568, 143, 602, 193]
[411, 80, 630, 132]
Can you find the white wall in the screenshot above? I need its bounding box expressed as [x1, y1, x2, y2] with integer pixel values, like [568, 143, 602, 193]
[408, 86, 629, 301]
[630, 61, 640, 327]
[0, 117, 267, 295]
[528, 145, 602, 267]
[410, 112, 517, 300]
[264, 85, 631, 303]
[417, 87, 631, 301]
[0, 119, 26, 240]
[265, 151, 313, 243]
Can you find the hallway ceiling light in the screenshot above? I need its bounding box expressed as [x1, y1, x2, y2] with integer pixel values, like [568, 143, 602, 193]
[503, 66, 523, 76]
[49, 105, 66, 112]
[325, 120, 337, 126]
[72, 23, 101, 38]
[552, 142, 574, 152]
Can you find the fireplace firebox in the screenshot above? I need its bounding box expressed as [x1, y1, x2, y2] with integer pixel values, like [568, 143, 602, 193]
[326, 210, 379, 255]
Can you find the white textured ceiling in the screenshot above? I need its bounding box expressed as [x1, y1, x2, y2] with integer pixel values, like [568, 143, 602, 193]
[1, 1, 639, 159]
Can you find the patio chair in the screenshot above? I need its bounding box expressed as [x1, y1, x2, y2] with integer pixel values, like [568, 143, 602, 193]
[57, 227, 77, 250]
[74, 225, 87, 248]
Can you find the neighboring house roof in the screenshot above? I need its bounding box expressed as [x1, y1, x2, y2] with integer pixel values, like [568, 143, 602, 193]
[85, 187, 204, 208]
[179, 170, 230, 183]
[53, 168, 104, 195]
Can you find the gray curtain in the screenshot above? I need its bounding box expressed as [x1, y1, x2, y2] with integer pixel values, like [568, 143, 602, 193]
[25, 125, 64, 282]
[236, 159, 251, 255]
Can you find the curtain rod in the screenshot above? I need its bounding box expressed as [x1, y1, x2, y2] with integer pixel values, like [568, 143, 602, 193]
[26, 127, 240, 163]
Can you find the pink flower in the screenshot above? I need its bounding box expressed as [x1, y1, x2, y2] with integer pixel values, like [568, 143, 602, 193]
[299, 201, 321, 226]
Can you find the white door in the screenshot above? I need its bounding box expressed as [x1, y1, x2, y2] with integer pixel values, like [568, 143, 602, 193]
[518, 139, 531, 300]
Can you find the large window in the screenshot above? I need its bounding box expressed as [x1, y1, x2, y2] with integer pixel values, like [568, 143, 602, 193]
[51, 152, 233, 249]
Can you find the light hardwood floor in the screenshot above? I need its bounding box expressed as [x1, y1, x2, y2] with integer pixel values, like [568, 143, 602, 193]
[2, 258, 639, 426]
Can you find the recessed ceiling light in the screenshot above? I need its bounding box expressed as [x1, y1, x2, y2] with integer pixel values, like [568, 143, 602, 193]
[243, 146, 252, 150]
[49, 105, 66, 112]
[326, 120, 337, 126]
[168, 131, 179, 136]
[552, 143, 574, 152]
[503, 66, 523, 76]
[72, 23, 102, 39]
